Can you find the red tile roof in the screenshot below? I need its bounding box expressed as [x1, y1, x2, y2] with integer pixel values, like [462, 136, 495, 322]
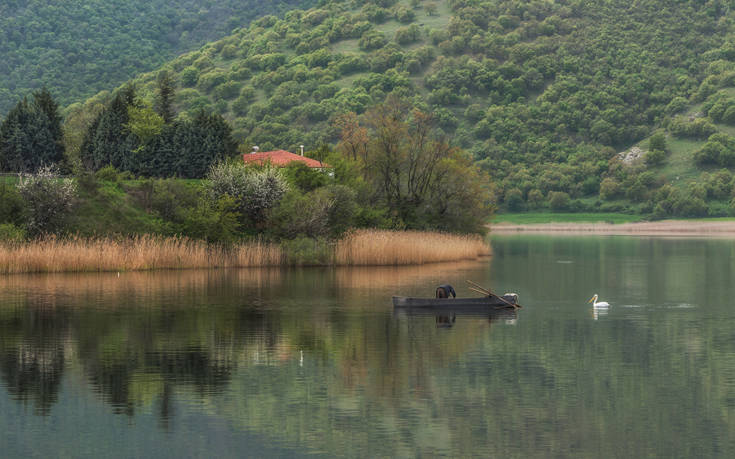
[242, 150, 331, 168]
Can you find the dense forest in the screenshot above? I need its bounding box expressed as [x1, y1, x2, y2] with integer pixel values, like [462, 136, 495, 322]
[65, 0, 735, 217]
[6, 0, 735, 231]
[0, 0, 315, 113]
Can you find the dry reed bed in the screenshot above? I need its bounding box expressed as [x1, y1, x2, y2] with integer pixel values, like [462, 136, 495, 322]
[334, 229, 491, 265]
[0, 230, 490, 274]
[0, 236, 284, 274]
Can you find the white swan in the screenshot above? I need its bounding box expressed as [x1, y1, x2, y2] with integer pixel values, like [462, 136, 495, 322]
[587, 294, 610, 307]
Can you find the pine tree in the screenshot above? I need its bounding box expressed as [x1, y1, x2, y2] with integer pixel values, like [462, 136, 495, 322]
[175, 110, 237, 178]
[32, 88, 64, 165]
[79, 85, 138, 171]
[0, 89, 64, 172]
[155, 71, 176, 124]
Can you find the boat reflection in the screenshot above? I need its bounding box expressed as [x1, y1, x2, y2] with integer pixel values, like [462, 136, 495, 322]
[394, 306, 519, 328]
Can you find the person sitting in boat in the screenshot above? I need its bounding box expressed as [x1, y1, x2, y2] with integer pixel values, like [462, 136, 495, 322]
[436, 284, 456, 298]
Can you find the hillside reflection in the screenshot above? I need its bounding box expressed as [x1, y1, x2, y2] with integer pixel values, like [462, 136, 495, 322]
[0, 263, 500, 422]
[2, 236, 735, 457]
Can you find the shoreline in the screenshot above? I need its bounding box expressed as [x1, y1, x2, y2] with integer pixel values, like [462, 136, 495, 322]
[490, 220, 735, 236]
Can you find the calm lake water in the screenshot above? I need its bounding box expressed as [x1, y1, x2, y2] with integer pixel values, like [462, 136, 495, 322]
[2, 235, 735, 457]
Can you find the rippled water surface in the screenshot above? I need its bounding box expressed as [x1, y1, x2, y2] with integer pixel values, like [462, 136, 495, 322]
[3, 235, 735, 457]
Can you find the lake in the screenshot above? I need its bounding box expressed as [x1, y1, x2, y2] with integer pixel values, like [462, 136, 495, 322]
[2, 235, 735, 457]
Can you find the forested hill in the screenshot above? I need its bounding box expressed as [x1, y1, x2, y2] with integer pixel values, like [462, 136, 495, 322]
[52, 0, 735, 217]
[0, 0, 315, 113]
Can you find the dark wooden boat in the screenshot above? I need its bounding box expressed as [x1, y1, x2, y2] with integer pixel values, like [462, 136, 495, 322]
[392, 294, 519, 310]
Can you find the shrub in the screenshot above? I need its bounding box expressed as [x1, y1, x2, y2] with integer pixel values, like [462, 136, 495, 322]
[599, 177, 621, 200]
[271, 185, 357, 239]
[395, 25, 421, 45]
[359, 30, 387, 50]
[16, 166, 77, 236]
[645, 148, 666, 166]
[206, 162, 289, 228]
[669, 117, 718, 139]
[212, 81, 240, 100]
[150, 179, 199, 222]
[648, 132, 668, 152]
[95, 165, 126, 182]
[665, 96, 688, 114]
[394, 6, 416, 23]
[282, 162, 328, 192]
[0, 182, 25, 226]
[180, 67, 199, 87]
[0, 223, 25, 243]
[548, 191, 571, 210]
[504, 188, 524, 211]
[282, 236, 331, 265]
[180, 195, 239, 244]
[527, 189, 544, 209]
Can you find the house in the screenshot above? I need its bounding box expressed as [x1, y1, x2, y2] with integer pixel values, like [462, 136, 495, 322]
[242, 148, 332, 171]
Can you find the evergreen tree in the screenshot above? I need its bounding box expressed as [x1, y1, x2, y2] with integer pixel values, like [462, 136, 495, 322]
[80, 85, 138, 171]
[135, 123, 178, 176]
[32, 88, 64, 163]
[155, 71, 176, 124]
[0, 89, 64, 172]
[134, 110, 236, 178]
[175, 111, 237, 178]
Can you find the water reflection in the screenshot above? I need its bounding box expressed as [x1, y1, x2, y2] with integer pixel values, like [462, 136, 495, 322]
[3, 237, 735, 457]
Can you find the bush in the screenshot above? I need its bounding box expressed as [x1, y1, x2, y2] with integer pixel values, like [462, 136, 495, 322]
[282, 162, 328, 192]
[206, 162, 289, 228]
[648, 132, 668, 152]
[359, 30, 387, 50]
[271, 185, 357, 239]
[504, 188, 524, 211]
[599, 177, 621, 200]
[212, 81, 240, 100]
[394, 6, 416, 23]
[0, 223, 25, 243]
[180, 195, 239, 244]
[150, 179, 199, 221]
[0, 182, 25, 226]
[16, 166, 77, 236]
[95, 165, 130, 182]
[394, 25, 421, 45]
[527, 189, 544, 209]
[645, 148, 666, 166]
[548, 191, 571, 210]
[282, 236, 331, 266]
[180, 67, 199, 87]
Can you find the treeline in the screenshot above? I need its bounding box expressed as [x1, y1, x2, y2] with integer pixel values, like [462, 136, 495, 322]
[0, 86, 491, 243]
[0, 82, 237, 179]
[79, 83, 237, 178]
[0, 0, 315, 113]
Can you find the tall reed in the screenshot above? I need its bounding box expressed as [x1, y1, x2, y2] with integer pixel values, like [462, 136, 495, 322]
[0, 235, 283, 274]
[0, 230, 490, 274]
[334, 229, 490, 265]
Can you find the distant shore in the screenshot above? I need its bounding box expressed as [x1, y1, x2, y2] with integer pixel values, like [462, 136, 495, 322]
[490, 220, 735, 236]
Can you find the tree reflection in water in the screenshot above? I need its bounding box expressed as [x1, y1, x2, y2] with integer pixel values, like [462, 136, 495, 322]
[0, 265, 498, 425]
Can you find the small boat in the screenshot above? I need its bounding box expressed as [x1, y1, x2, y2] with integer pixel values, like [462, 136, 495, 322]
[392, 294, 519, 310]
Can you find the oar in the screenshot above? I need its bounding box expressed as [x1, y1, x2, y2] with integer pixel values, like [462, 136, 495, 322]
[468, 286, 490, 296]
[466, 280, 491, 295]
[466, 280, 523, 309]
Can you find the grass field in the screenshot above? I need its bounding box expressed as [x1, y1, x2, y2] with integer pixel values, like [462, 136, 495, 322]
[492, 212, 644, 225]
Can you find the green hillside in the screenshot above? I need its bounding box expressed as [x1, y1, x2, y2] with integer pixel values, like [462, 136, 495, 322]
[69, 0, 735, 217]
[0, 0, 315, 114]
